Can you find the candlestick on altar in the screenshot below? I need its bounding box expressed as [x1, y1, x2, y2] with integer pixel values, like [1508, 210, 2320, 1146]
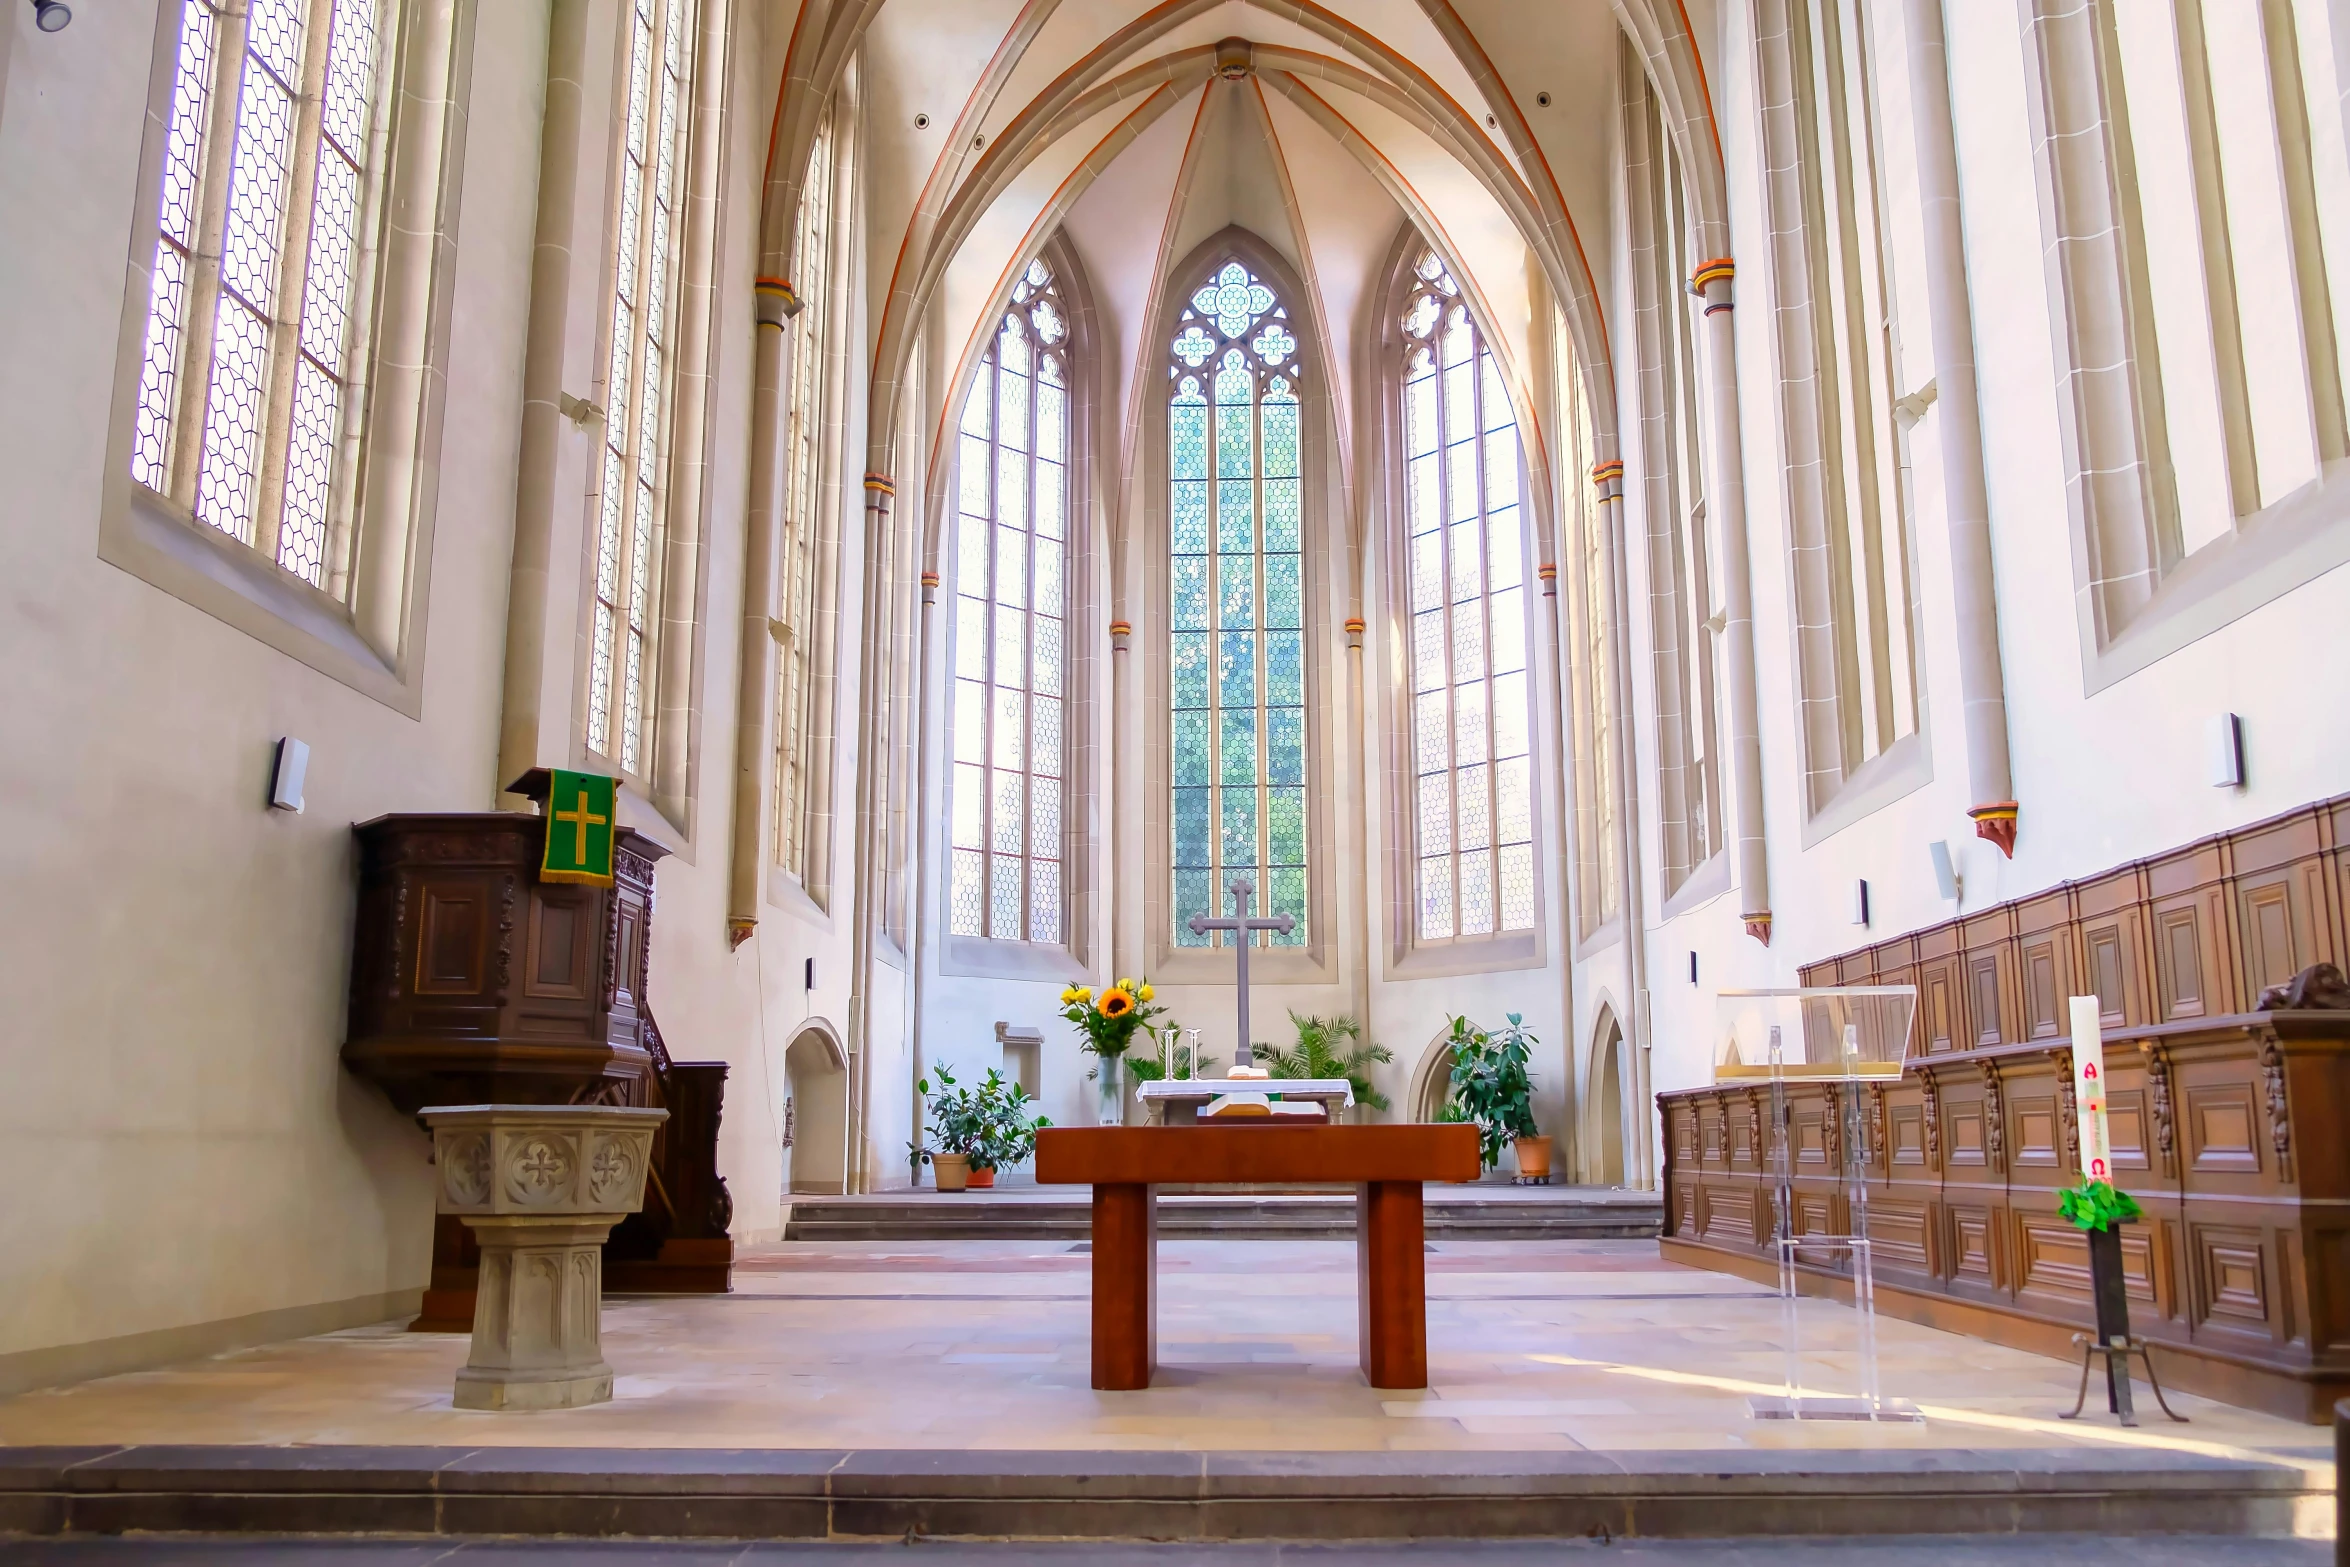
[1185, 876, 1294, 1069]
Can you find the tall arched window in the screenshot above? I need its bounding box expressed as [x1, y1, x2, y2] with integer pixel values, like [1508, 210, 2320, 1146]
[774, 114, 836, 880]
[586, 0, 703, 777]
[1169, 261, 1308, 948]
[1396, 251, 1535, 941]
[949, 260, 1071, 943]
[130, 0, 392, 589]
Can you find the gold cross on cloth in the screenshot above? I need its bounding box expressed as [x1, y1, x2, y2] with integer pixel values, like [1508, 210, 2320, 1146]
[553, 789, 608, 863]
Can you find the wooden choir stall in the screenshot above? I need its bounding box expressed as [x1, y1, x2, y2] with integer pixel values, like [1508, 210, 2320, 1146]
[341, 770, 734, 1329]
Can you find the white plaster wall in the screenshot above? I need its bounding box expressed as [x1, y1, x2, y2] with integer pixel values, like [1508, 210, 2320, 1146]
[0, 0, 547, 1359]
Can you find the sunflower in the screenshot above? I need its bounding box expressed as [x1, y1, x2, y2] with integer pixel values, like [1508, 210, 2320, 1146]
[1099, 987, 1136, 1019]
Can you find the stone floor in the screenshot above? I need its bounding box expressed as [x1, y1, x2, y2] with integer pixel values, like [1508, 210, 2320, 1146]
[0, 1538, 2328, 1565]
[0, 1239, 2325, 1466]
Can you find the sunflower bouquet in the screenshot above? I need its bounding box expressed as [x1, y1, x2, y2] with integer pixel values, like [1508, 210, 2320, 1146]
[1058, 976, 1169, 1060]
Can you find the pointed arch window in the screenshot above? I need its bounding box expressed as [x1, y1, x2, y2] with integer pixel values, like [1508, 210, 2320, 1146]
[586, 0, 703, 777]
[129, 0, 392, 589]
[949, 260, 1072, 943]
[1396, 253, 1536, 941]
[774, 113, 836, 879]
[1169, 261, 1308, 948]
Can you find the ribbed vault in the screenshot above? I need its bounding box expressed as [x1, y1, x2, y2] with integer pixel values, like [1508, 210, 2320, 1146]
[752, 0, 1701, 494]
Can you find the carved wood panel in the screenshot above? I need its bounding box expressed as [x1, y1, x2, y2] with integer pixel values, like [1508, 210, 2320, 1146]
[2011, 1092, 2061, 1168]
[525, 893, 593, 999]
[1869, 1199, 1932, 1274]
[1948, 1205, 1997, 1288]
[2184, 1082, 2264, 1175]
[415, 881, 489, 995]
[2106, 1086, 2153, 1173]
[2190, 1224, 2276, 1337]
[1919, 959, 1960, 1055]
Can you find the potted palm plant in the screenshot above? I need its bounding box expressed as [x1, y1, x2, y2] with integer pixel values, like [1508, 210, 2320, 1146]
[909, 1065, 1050, 1191]
[1444, 1014, 1545, 1180]
[1262, 1011, 1393, 1121]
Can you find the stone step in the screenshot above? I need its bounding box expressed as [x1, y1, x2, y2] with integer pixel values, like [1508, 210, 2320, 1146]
[0, 1443, 2316, 1542]
[782, 1189, 1664, 1243]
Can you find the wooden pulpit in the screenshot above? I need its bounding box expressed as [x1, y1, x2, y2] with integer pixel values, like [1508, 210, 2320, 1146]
[342, 771, 733, 1326]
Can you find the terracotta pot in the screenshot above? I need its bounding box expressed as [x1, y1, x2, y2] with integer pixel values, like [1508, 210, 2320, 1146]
[932, 1153, 971, 1192]
[1513, 1135, 1553, 1183]
[967, 1165, 996, 1189]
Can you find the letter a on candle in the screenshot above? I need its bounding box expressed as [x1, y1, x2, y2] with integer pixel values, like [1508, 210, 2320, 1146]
[2068, 996, 2112, 1182]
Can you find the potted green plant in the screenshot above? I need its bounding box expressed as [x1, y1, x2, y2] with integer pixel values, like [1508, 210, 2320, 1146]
[1444, 1014, 1543, 1178]
[1262, 1011, 1393, 1121]
[909, 1065, 1050, 1191]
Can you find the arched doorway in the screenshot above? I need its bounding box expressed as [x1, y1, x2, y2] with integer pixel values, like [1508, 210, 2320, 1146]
[783, 1024, 848, 1195]
[1594, 1013, 1626, 1187]
[1408, 1022, 1471, 1124]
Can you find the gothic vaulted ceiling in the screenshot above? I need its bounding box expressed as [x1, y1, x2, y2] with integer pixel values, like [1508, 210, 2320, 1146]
[759, 1, 1725, 535]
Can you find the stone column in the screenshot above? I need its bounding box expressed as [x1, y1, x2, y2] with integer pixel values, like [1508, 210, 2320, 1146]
[728, 292, 796, 945]
[424, 1105, 667, 1411]
[1689, 259, 1772, 943]
[1905, 0, 2018, 857]
[1593, 457, 1653, 1188]
[496, 0, 601, 798]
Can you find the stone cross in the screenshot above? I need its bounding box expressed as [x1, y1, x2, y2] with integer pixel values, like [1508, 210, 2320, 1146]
[1186, 875, 1294, 1069]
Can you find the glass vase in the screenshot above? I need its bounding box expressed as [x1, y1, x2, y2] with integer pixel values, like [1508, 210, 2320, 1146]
[1095, 1053, 1124, 1126]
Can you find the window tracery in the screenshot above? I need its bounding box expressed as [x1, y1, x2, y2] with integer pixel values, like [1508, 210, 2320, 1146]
[130, 0, 389, 592]
[949, 259, 1071, 944]
[1628, 77, 1724, 885]
[1169, 261, 1308, 949]
[775, 117, 836, 879]
[1395, 251, 1535, 941]
[587, 0, 703, 777]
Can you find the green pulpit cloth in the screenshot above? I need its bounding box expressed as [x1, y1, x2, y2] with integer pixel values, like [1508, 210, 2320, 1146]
[541, 769, 618, 886]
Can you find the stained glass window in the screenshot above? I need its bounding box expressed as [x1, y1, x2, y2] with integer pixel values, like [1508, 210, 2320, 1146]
[774, 117, 835, 877]
[130, 0, 388, 593]
[1170, 262, 1307, 949]
[586, 0, 702, 777]
[950, 259, 1071, 943]
[1398, 251, 1535, 941]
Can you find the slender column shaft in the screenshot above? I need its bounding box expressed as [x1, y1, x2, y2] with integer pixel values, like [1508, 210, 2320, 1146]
[495, 0, 589, 795]
[727, 315, 791, 939]
[1692, 260, 1772, 942]
[844, 475, 896, 1192]
[1594, 460, 1652, 1186]
[1904, 0, 2017, 856]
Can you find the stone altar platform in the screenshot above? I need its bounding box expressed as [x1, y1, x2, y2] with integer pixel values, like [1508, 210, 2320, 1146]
[781, 1183, 1666, 1242]
[0, 1239, 2327, 1542]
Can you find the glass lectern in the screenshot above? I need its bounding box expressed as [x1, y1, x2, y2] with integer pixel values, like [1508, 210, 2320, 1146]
[1713, 987, 1922, 1421]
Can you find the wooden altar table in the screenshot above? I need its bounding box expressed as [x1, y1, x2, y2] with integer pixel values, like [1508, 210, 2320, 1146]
[1034, 1123, 1481, 1391]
